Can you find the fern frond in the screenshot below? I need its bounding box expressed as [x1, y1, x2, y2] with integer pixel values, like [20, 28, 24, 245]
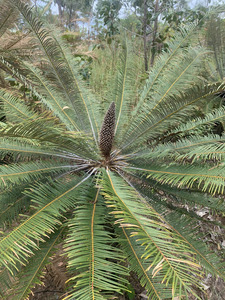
[0, 0, 17, 38]
[0, 160, 73, 188]
[0, 90, 37, 122]
[10, 0, 80, 131]
[7, 229, 64, 300]
[142, 176, 225, 214]
[0, 119, 99, 160]
[0, 174, 91, 274]
[117, 226, 171, 300]
[65, 186, 128, 300]
[102, 170, 203, 299]
[11, 0, 101, 140]
[164, 211, 225, 279]
[122, 82, 225, 151]
[132, 24, 196, 119]
[51, 30, 100, 144]
[0, 267, 14, 297]
[0, 185, 30, 225]
[22, 62, 80, 131]
[172, 106, 225, 135]
[0, 137, 84, 161]
[117, 173, 225, 286]
[161, 185, 225, 214]
[135, 134, 225, 162]
[147, 194, 225, 279]
[126, 163, 225, 195]
[108, 39, 138, 138]
[120, 22, 208, 148]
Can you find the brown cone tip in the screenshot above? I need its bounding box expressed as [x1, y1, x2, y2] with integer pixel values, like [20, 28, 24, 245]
[99, 102, 115, 158]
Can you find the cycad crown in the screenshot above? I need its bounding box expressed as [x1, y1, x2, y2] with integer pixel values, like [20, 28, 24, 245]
[0, 1, 225, 300]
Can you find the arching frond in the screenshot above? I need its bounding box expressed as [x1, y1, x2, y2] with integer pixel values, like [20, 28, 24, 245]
[117, 226, 171, 300]
[144, 177, 225, 214]
[0, 90, 38, 122]
[10, 1, 80, 128]
[0, 119, 99, 160]
[172, 106, 225, 135]
[106, 39, 138, 139]
[6, 229, 64, 300]
[10, 0, 101, 141]
[0, 0, 17, 38]
[115, 172, 225, 284]
[0, 185, 30, 225]
[0, 175, 91, 274]
[122, 82, 225, 151]
[0, 160, 73, 188]
[134, 134, 225, 162]
[132, 23, 201, 119]
[22, 62, 80, 131]
[125, 163, 225, 195]
[0, 267, 14, 297]
[0, 137, 85, 161]
[51, 31, 100, 144]
[147, 195, 225, 279]
[102, 170, 203, 299]
[65, 186, 128, 300]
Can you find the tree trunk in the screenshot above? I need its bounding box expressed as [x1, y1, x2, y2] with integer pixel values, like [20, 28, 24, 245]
[143, 0, 148, 72]
[57, 3, 63, 26]
[34, 0, 37, 12]
[150, 0, 159, 67]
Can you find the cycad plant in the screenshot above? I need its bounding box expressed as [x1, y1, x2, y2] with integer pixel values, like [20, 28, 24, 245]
[0, 1, 225, 299]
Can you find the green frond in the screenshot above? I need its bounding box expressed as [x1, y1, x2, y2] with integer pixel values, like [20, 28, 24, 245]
[135, 134, 225, 162]
[132, 23, 200, 118]
[108, 39, 138, 138]
[0, 160, 73, 188]
[114, 39, 129, 135]
[126, 163, 225, 195]
[172, 106, 225, 135]
[11, 0, 100, 141]
[0, 175, 90, 274]
[102, 170, 203, 299]
[0, 58, 35, 91]
[164, 212, 225, 279]
[6, 229, 64, 300]
[0, 0, 17, 38]
[120, 23, 208, 149]
[65, 186, 128, 300]
[176, 139, 225, 162]
[122, 81, 225, 151]
[143, 190, 223, 229]
[10, 0, 80, 131]
[22, 62, 80, 131]
[0, 137, 82, 161]
[114, 173, 225, 290]
[0, 185, 30, 225]
[0, 267, 14, 297]
[117, 226, 171, 300]
[0, 119, 99, 160]
[160, 185, 225, 214]
[142, 178, 225, 213]
[51, 31, 100, 144]
[146, 194, 225, 280]
[0, 89, 37, 122]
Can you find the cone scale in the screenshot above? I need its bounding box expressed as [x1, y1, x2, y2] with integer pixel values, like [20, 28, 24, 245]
[99, 102, 115, 159]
